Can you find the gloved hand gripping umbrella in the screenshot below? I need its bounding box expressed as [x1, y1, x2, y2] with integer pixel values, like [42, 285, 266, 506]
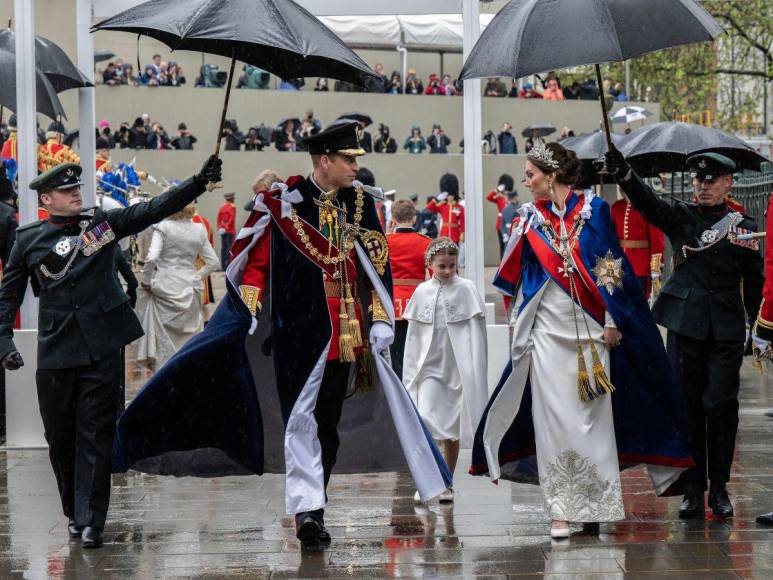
[92, 0, 378, 189]
[459, 0, 723, 150]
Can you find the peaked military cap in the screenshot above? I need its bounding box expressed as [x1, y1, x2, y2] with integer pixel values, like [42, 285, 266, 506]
[687, 152, 736, 180]
[29, 163, 83, 192]
[303, 121, 365, 156]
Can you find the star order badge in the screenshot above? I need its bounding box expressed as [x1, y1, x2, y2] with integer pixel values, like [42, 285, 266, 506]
[592, 250, 624, 295]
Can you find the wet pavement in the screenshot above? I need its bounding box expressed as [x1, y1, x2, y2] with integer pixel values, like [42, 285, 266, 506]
[4, 273, 773, 578]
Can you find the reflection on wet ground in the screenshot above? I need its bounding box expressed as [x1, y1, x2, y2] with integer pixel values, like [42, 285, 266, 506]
[4, 273, 773, 578]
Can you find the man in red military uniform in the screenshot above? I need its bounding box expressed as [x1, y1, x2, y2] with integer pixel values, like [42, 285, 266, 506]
[1, 115, 17, 162]
[611, 188, 665, 299]
[427, 173, 464, 244]
[386, 199, 430, 379]
[486, 174, 514, 257]
[216, 192, 237, 269]
[193, 205, 216, 309]
[38, 122, 80, 173]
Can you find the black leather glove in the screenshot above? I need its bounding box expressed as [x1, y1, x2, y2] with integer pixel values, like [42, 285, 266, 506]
[127, 286, 138, 309]
[2, 350, 24, 370]
[604, 144, 631, 182]
[193, 155, 223, 187]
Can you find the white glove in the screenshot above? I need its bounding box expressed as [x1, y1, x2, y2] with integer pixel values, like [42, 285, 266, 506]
[437, 192, 449, 202]
[218, 228, 226, 235]
[753, 334, 771, 353]
[369, 321, 394, 353]
[651, 271, 661, 279]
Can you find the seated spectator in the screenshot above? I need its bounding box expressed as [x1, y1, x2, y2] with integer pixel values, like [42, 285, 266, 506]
[279, 78, 304, 91]
[149, 54, 162, 76]
[424, 73, 446, 95]
[498, 122, 517, 154]
[243, 127, 267, 151]
[140, 65, 160, 86]
[222, 119, 244, 151]
[102, 62, 122, 86]
[147, 122, 170, 149]
[508, 79, 519, 98]
[165, 62, 186, 87]
[314, 78, 328, 92]
[404, 125, 426, 154]
[128, 117, 148, 149]
[611, 82, 628, 101]
[484, 77, 507, 97]
[374, 124, 397, 154]
[441, 74, 457, 96]
[405, 69, 424, 95]
[543, 78, 564, 100]
[427, 124, 451, 154]
[157, 61, 169, 85]
[517, 83, 543, 99]
[120, 63, 138, 86]
[171, 123, 197, 150]
[275, 119, 298, 152]
[387, 71, 402, 95]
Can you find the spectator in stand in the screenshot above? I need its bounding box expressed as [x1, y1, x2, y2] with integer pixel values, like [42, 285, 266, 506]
[518, 82, 543, 99]
[441, 74, 457, 96]
[508, 79, 520, 98]
[222, 119, 244, 151]
[387, 71, 403, 95]
[482, 130, 498, 155]
[370, 63, 389, 93]
[427, 124, 451, 154]
[486, 174, 515, 256]
[141, 113, 151, 129]
[275, 119, 298, 152]
[374, 124, 397, 154]
[147, 122, 171, 149]
[114, 122, 131, 149]
[404, 125, 426, 154]
[314, 78, 329, 92]
[425, 74, 446, 95]
[102, 62, 122, 86]
[484, 77, 507, 97]
[356, 121, 373, 154]
[279, 78, 304, 91]
[157, 61, 169, 84]
[171, 122, 197, 150]
[140, 65, 160, 86]
[303, 110, 322, 134]
[524, 127, 544, 154]
[563, 81, 580, 100]
[165, 62, 186, 87]
[120, 63, 138, 86]
[149, 54, 162, 76]
[611, 82, 628, 101]
[543, 78, 564, 100]
[405, 69, 424, 95]
[98, 121, 115, 149]
[216, 192, 237, 270]
[297, 117, 318, 150]
[243, 127, 267, 151]
[498, 122, 518, 155]
[559, 126, 575, 140]
[128, 117, 148, 149]
[238, 65, 270, 89]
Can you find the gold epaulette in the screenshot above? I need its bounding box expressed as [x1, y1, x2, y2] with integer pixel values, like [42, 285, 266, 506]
[239, 285, 262, 315]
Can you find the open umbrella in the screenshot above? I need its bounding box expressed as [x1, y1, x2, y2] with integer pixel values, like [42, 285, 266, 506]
[522, 123, 556, 138]
[619, 121, 770, 176]
[92, 0, 378, 161]
[336, 113, 373, 127]
[559, 130, 624, 160]
[0, 49, 66, 120]
[610, 106, 653, 125]
[94, 49, 116, 64]
[277, 117, 302, 129]
[0, 30, 91, 92]
[460, 0, 723, 148]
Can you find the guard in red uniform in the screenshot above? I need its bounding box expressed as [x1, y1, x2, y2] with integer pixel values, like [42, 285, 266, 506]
[611, 190, 665, 298]
[486, 174, 514, 257]
[217, 192, 237, 269]
[427, 173, 464, 244]
[386, 199, 430, 379]
[38, 122, 80, 173]
[1, 115, 17, 162]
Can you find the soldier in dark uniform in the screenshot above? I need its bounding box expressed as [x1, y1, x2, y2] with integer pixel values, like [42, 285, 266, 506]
[0, 156, 222, 547]
[605, 148, 763, 519]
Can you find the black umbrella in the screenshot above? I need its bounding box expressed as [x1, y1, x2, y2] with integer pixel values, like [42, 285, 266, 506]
[94, 49, 116, 64]
[559, 131, 624, 160]
[460, 0, 723, 148]
[521, 123, 556, 138]
[0, 30, 91, 92]
[619, 122, 770, 176]
[0, 50, 66, 120]
[92, 0, 378, 159]
[336, 113, 372, 127]
[277, 117, 302, 129]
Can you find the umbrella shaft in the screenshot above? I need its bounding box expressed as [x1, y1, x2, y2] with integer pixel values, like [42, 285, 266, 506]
[595, 64, 613, 150]
[213, 48, 237, 159]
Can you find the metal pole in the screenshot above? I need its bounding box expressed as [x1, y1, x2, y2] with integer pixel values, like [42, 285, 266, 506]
[77, 0, 96, 208]
[14, 0, 38, 329]
[462, 0, 484, 299]
[624, 60, 630, 99]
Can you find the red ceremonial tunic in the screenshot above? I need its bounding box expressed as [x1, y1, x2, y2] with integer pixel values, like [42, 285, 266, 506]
[611, 199, 665, 296]
[1, 134, 17, 161]
[386, 228, 430, 320]
[38, 141, 79, 173]
[486, 190, 508, 231]
[755, 193, 773, 341]
[426, 199, 465, 243]
[217, 202, 237, 235]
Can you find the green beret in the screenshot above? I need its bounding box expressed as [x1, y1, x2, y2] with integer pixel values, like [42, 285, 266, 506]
[29, 163, 83, 193]
[686, 153, 736, 180]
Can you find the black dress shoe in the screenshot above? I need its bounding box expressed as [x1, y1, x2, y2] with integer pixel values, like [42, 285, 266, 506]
[756, 512, 773, 526]
[81, 526, 103, 549]
[708, 487, 733, 518]
[67, 520, 82, 539]
[582, 522, 600, 535]
[295, 513, 322, 549]
[318, 524, 331, 546]
[678, 493, 705, 518]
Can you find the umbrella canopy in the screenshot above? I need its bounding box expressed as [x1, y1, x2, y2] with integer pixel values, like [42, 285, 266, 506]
[0, 30, 91, 92]
[336, 113, 372, 127]
[522, 124, 556, 138]
[610, 106, 653, 124]
[277, 117, 302, 129]
[559, 130, 624, 160]
[94, 49, 116, 64]
[459, 0, 722, 81]
[0, 50, 66, 120]
[92, 0, 378, 87]
[619, 122, 770, 176]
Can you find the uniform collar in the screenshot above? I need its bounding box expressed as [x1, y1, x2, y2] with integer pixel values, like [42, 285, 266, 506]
[698, 202, 728, 217]
[48, 207, 95, 226]
[394, 226, 414, 233]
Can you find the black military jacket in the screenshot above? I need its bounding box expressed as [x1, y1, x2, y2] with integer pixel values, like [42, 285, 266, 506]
[0, 178, 205, 369]
[621, 173, 763, 342]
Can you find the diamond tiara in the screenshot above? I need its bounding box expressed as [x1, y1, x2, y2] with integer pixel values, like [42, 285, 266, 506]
[527, 141, 560, 170]
[426, 238, 459, 264]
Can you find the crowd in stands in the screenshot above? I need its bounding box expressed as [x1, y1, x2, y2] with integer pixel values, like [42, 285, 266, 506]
[98, 55, 187, 87]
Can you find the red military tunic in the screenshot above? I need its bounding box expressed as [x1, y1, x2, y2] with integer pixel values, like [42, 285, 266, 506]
[386, 228, 430, 320]
[426, 198, 465, 244]
[755, 193, 773, 341]
[486, 190, 508, 231]
[1, 132, 17, 161]
[611, 199, 665, 297]
[217, 201, 237, 235]
[38, 140, 80, 173]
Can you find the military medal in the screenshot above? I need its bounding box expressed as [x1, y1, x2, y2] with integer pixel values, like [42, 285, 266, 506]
[81, 221, 116, 256]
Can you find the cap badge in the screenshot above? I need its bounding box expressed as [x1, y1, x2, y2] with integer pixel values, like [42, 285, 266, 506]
[66, 168, 74, 177]
[698, 159, 707, 169]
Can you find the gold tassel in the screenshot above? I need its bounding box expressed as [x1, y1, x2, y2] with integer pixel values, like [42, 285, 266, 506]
[590, 343, 616, 397]
[338, 301, 356, 363]
[345, 283, 362, 347]
[576, 342, 595, 403]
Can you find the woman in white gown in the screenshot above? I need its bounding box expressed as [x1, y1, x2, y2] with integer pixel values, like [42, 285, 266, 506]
[135, 203, 219, 370]
[473, 142, 692, 539]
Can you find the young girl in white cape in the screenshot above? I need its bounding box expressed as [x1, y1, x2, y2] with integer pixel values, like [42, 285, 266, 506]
[403, 237, 489, 502]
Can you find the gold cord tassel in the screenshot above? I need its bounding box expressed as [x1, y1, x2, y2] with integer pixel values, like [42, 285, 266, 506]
[345, 283, 362, 348]
[576, 342, 595, 403]
[590, 343, 615, 397]
[338, 300, 356, 363]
